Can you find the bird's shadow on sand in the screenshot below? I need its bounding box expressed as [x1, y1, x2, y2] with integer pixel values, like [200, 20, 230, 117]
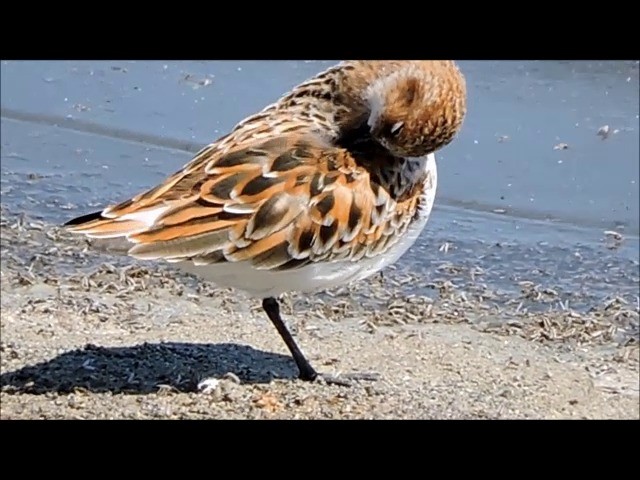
[0, 342, 298, 394]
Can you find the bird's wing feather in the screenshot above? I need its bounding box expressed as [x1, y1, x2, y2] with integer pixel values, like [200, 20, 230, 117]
[65, 132, 421, 271]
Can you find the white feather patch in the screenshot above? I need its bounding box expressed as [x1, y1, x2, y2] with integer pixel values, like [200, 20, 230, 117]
[119, 207, 169, 227]
[223, 203, 256, 214]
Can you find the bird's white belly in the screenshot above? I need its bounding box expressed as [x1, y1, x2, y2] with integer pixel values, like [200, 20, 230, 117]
[177, 154, 438, 298]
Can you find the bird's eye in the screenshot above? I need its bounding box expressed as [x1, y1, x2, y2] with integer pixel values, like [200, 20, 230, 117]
[389, 121, 404, 136]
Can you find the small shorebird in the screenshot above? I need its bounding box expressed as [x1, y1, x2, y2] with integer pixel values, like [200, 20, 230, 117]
[65, 60, 467, 385]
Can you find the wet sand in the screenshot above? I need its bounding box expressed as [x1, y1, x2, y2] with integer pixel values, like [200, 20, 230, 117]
[1, 208, 637, 419]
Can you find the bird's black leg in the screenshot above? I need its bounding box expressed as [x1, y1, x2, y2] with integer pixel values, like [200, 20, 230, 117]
[262, 297, 318, 381]
[261, 297, 379, 387]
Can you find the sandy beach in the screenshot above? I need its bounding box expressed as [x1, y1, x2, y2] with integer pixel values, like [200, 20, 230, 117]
[1, 208, 637, 419]
[1, 60, 638, 419]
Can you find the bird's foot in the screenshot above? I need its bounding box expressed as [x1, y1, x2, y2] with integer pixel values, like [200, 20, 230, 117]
[300, 370, 380, 387]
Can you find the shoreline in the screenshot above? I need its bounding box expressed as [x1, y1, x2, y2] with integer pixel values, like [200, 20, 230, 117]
[1, 209, 638, 419]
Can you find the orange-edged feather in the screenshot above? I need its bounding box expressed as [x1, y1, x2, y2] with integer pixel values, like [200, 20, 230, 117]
[63, 131, 421, 271]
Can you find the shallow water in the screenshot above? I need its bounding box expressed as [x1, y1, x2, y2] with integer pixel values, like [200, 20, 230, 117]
[1, 60, 639, 309]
